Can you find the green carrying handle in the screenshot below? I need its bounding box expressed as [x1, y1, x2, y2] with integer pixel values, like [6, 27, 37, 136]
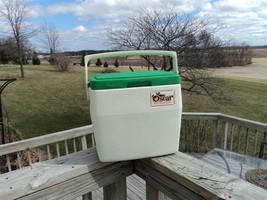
[85, 50, 179, 98]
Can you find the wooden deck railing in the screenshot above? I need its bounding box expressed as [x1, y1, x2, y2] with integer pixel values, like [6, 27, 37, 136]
[0, 112, 267, 199]
[180, 113, 267, 158]
[1, 113, 267, 175]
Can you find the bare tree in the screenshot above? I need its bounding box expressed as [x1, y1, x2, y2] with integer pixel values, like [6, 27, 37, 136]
[0, 0, 38, 78]
[108, 4, 249, 104]
[39, 22, 60, 54]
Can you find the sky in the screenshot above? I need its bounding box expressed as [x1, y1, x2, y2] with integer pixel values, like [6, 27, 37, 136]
[19, 0, 267, 51]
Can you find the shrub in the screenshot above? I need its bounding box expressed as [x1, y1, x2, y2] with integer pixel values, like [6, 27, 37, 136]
[103, 61, 108, 67]
[96, 58, 102, 66]
[32, 52, 41, 65]
[53, 53, 71, 72]
[114, 59, 119, 68]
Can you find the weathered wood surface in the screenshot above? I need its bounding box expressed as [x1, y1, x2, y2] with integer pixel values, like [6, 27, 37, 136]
[0, 125, 93, 156]
[135, 151, 267, 200]
[0, 148, 133, 200]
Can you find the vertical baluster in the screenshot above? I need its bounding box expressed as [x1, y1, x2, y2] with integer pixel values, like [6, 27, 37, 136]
[245, 128, 249, 154]
[81, 135, 88, 150]
[221, 121, 228, 150]
[230, 124, 234, 151]
[253, 130, 258, 156]
[182, 120, 186, 151]
[212, 120, 218, 149]
[91, 134, 95, 147]
[189, 120, 193, 152]
[73, 138, 77, 152]
[237, 126, 242, 152]
[64, 140, 69, 155]
[47, 145, 51, 160]
[16, 152, 22, 169]
[203, 120, 208, 151]
[37, 147, 42, 161]
[56, 143, 60, 157]
[27, 149, 32, 165]
[6, 155, 11, 172]
[197, 120, 200, 152]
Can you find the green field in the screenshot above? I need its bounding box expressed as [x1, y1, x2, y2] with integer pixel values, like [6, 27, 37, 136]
[0, 63, 267, 139]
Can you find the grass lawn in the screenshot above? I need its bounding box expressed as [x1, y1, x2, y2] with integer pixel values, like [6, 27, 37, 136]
[0, 63, 266, 139]
[183, 77, 267, 123]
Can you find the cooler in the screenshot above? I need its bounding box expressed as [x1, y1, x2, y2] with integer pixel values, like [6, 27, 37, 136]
[85, 50, 182, 162]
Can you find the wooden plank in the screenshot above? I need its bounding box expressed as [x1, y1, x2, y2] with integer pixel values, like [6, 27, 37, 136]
[0, 148, 131, 200]
[0, 125, 93, 156]
[103, 177, 127, 200]
[135, 152, 267, 200]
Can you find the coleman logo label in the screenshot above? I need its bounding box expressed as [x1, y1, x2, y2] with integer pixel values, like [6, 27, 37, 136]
[150, 90, 175, 107]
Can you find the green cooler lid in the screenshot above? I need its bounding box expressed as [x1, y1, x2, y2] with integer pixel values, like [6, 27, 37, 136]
[89, 70, 180, 90]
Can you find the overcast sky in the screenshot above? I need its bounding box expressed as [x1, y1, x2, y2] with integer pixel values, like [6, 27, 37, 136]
[26, 0, 267, 52]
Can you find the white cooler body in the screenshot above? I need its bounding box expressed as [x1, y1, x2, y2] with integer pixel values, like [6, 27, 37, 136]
[89, 84, 182, 162]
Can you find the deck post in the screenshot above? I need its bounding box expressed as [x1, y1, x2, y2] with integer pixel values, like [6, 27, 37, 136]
[146, 182, 159, 200]
[103, 177, 127, 200]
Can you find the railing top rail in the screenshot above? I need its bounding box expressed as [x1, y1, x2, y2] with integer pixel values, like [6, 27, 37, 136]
[182, 112, 267, 131]
[219, 114, 267, 131]
[0, 125, 93, 156]
[182, 112, 220, 120]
